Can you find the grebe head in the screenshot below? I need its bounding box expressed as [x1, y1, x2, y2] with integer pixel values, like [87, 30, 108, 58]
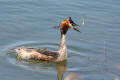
[15, 48, 25, 53]
[60, 17, 80, 34]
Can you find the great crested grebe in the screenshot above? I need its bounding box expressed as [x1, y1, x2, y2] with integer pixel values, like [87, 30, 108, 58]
[15, 17, 82, 62]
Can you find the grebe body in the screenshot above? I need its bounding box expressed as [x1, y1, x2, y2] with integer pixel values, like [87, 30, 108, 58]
[15, 17, 81, 62]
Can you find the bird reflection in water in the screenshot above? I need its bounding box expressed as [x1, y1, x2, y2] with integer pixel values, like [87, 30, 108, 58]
[57, 61, 79, 80]
[57, 60, 67, 80]
[16, 57, 79, 80]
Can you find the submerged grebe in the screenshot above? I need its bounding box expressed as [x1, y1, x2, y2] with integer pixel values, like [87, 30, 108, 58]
[15, 17, 82, 62]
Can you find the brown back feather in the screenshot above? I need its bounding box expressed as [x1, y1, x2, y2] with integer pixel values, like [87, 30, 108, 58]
[36, 48, 59, 60]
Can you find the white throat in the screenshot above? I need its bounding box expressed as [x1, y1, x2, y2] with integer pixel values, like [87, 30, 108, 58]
[57, 33, 67, 61]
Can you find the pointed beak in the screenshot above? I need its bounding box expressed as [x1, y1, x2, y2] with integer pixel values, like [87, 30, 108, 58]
[73, 27, 81, 33]
[72, 23, 80, 27]
[71, 22, 81, 32]
[15, 49, 19, 53]
[14, 48, 20, 53]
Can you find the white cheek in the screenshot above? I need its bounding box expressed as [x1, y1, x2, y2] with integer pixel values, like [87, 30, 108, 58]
[69, 24, 73, 28]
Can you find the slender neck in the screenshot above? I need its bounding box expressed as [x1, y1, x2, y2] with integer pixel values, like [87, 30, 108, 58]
[57, 28, 68, 61]
[58, 32, 67, 54]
